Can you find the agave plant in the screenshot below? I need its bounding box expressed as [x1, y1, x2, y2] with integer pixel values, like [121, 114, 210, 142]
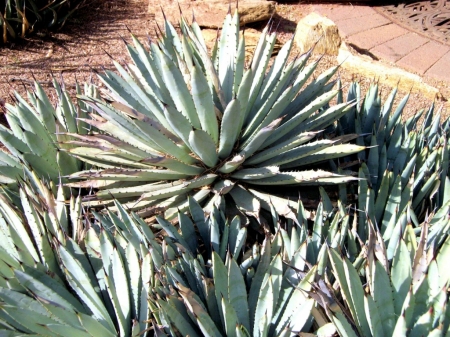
[0, 168, 331, 337]
[308, 83, 450, 337]
[0, 0, 88, 42]
[59, 9, 363, 220]
[324, 217, 450, 337]
[0, 173, 157, 336]
[0, 145, 449, 336]
[0, 80, 96, 189]
[333, 82, 450, 242]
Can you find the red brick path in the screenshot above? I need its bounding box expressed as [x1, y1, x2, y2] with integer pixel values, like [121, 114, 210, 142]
[311, 4, 450, 83]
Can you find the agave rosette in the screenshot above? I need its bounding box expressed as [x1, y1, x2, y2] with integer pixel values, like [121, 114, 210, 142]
[335, 82, 450, 242]
[0, 132, 449, 336]
[0, 168, 357, 337]
[0, 80, 94, 188]
[63, 9, 363, 218]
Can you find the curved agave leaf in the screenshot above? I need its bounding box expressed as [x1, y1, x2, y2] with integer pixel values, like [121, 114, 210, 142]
[44, 10, 364, 220]
[1, 129, 449, 337]
[339, 81, 450, 248]
[0, 81, 89, 187]
[325, 208, 450, 337]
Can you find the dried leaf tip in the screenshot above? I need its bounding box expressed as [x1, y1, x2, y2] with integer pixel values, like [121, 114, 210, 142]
[59, 73, 66, 91]
[337, 55, 349, 67]
[266, 10, 275, 28]
[215, 26, 220, 40]
[102, 48, 114, 61]
[118, 34, 128, 46]
[268, 18, 275, 34]
[160, 6, 167, 20]
[153, 24, 162, 40]
[273, 20, 282, 34]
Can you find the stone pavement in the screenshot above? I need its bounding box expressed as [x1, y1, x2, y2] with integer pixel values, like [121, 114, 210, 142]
[309, 4, 450, 84]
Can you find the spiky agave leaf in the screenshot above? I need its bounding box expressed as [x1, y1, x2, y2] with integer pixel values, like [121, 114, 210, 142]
[338, 82, 450, 242]
[0, 80, 92, 189]
[64, 9, 362, 220]
[0, 165, 338, 337]
[324, 214, 450, 337]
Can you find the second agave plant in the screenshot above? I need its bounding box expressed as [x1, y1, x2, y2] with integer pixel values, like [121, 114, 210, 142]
[0, 0, 88, 43]
[63, 8, 363, 220]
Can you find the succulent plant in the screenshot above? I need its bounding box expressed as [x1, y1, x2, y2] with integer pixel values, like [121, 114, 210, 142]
[0, 80, 96, 189]
[0, 0, 88, 43]
[334, 82, 450, 242]
[55, 9, 364, 222]
[0, 172, 156, 336]
[325, 218, 450, 337]
[1, 164, 449, 336]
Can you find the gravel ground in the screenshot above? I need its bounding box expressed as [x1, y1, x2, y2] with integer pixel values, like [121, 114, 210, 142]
[0, 0, 447, 122]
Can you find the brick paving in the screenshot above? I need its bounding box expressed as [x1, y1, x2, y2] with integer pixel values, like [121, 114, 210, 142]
[349, 24, 409, 50]
[331, 13, 391, 37]
[371, 33, 429, 63]
[397, 41, 450, 75]
[425, 51, 450, 82]
[310, 4, 450, 84]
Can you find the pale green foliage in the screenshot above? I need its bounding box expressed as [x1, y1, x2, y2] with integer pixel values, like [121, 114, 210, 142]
[0, 168, 449, 336]
[56, 10, 363, 219]
[0, 81, 96, 187]
[0, 9, 449, 337]
[327, 221, 450, 337]
[0, 171, 324, 337]
[334, 82, 450, 242]
[321, 82, 450, 337]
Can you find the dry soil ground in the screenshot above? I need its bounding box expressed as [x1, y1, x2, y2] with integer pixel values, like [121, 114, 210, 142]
[0, 0, 447, 121]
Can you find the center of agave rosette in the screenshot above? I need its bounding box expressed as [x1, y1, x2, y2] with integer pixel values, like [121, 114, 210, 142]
[64, 10, 363, 220]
